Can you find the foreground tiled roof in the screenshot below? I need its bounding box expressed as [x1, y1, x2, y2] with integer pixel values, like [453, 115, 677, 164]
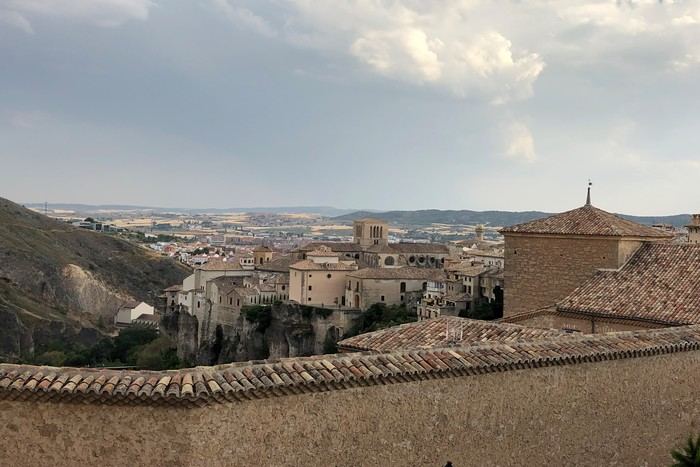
[557, 243, 700, 325]
[347, 267, 446, 281]
[337, 316, 569, 352]
[501, 204, 673, 238]
[3, 325, 700, 407]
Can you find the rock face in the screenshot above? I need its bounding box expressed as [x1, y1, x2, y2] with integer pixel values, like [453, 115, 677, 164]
[0, 197, 190, 362]
[162, 303, 361, 366]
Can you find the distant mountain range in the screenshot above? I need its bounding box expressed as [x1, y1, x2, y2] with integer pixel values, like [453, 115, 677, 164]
[24, 203, 365, 217]
[23, 203, 692, 228]
[333, 209, 692, 228]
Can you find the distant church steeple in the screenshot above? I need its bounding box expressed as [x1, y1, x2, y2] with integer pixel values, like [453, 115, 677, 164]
[585, 180, 592, 206]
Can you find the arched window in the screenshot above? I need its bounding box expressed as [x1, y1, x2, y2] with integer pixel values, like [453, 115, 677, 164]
[384, 256, 395, 266]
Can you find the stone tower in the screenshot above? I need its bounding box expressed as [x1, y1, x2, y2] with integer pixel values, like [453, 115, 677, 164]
[687, 215, 700, 244]
[253, 246, 273, 265]
[475, 225, 485, 242]
[353, 218, 389, 248]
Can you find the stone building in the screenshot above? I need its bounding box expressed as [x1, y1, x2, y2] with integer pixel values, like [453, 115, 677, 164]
[353, 217, 389, 247]
[295, 217, 450, 270]
[504, 242, 700, 333]
[344, 267, 445, 311]
[289, 247, 358, 308]
[253, 245, 273, 265]
[688, 214, 700, 244]
[501, 191, 672, 317]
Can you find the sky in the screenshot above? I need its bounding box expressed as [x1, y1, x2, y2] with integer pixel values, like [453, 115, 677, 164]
[2, 0, 700, 215]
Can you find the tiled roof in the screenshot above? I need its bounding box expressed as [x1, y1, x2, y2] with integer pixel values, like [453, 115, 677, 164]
[338, 316, 569, 352]
[347, 267, 446, 281]
[4, 325, 700, 407]
[232, 287, 257, 297]
[557, 243, 700, 325]
[306, 246, 339, 257]
[256, 255, 293, 272]
[289, 259, 358, 271]
[388, 243, 449, 254]
[163, 285, 182, 292]
[299, 242, 361, 253]
[501, 204, 673, 238]
[253, 246, 272, 252]
[445, 263, 490, 277]
[198, 260, 243, 271]
[211, 276, 244, 294]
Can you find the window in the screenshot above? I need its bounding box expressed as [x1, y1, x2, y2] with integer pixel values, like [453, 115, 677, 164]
[400, 282, 406, 292]
[308, 297, 312, 301]
[400, 295, 404, 302]
[384, 256, 395, 266]
[281, 285, 286, 291]
[229, 298, 233, 305]
[380, 295, 385, 302]
[219, 296, 222, 303]
[197, 301, 200, 308]
[327, 273, 332, 279]
[308, 285, 312, 291]
[237, 299, 240, 307]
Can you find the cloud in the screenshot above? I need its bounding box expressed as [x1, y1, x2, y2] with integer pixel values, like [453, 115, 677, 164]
[207, 0, 700, 101]
[0, 9, 34, 33]
[2, 0, 154, 31]
[503, 121, 536, 163]
[211, 0, 276, 37]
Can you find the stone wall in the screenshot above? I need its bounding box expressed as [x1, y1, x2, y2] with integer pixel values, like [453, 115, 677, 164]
[513, 309, 664, 333]
[2, 350, 700, 466]
[504, 234, 630, 317]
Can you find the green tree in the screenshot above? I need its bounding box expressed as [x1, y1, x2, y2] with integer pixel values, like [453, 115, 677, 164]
[672, 435, 700, 467]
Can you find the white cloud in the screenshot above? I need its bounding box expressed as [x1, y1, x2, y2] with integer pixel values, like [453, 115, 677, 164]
[207, 0, 700, 100]
[2, 0, 154, 31]
[0, 9, 33, 33]
[503, 121, 537, 163]
[211, 0, 276, 37]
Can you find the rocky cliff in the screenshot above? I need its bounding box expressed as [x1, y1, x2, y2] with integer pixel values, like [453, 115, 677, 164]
[162, 303, 361, 365]
[0, 197, 190, 362]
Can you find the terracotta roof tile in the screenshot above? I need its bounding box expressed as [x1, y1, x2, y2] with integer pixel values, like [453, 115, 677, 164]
[3, 325, 700, 407]
[501, 204, 673, 238]
[289, 259, 357, 271]
[338, 316, 569, 352]
[557, 243, 700, 325]
[347, 267, 446, 281]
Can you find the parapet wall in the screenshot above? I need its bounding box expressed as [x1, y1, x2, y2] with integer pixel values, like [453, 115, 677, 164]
[2, 327, 700, 466]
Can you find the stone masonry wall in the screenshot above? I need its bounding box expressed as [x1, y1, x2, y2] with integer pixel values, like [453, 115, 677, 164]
[2, 351, 700, 466]
[504, 235, 626, 317]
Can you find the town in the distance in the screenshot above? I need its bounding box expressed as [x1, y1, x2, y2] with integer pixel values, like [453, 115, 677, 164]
[3, 187, 700, 465]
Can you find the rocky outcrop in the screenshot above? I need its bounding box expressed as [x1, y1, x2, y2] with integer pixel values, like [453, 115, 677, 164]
[61, 264, 134, 320]
[162, 303, 361, 366]
[0, 197, 190, 362]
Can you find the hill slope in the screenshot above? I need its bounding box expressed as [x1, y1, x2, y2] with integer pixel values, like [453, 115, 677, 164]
[0, 197, 190, 362]
[334, 209, 691, 228]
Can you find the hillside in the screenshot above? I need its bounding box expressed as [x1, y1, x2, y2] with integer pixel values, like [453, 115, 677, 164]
[0, 197, 190, 362]
[334, 209, 691, 228]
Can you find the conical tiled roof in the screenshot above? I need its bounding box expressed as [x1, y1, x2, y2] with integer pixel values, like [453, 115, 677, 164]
[501, 204, 673, 238]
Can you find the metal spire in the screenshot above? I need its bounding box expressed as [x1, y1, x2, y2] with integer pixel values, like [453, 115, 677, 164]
[586, 179, 592, 206]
